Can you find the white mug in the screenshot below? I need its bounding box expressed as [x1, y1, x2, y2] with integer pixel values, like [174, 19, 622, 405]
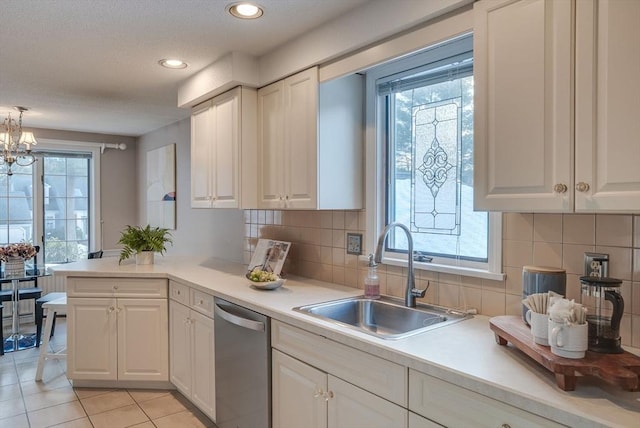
[525, 310, 549, 346]
[548, 320, 588, 359]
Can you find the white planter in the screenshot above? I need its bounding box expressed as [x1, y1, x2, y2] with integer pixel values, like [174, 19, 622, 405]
[135, 251, 155, 265]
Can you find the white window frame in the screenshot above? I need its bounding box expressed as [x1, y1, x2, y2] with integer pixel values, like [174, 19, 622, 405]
[32, 139, 102, 257]
[364, 34, 504, 281]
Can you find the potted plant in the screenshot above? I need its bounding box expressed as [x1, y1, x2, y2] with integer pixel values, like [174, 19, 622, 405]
[118, 225, 173, 265]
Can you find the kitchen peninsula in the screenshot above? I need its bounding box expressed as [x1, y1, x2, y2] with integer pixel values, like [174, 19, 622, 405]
[53, 256, 640, 428]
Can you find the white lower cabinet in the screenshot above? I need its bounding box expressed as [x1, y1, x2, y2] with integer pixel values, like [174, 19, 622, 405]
[169, 281, 215, 421]
[272, 320, 407, 428]
[272, 349, 406, 428]
[409, 369, 566, 428]
[66, 278, 169, 382]
[408, 412, 443, 428]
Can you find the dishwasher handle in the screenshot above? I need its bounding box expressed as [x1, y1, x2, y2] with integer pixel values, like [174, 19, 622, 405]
[214, 302, 265, 332]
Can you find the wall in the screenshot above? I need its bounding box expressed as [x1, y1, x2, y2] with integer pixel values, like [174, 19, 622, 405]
[243, 209, 640, 348]
[136, 118, 244, 262]
[31, 128, 137, 251]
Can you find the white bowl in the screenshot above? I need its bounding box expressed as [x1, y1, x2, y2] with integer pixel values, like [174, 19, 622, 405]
[248, 277, 285, 290]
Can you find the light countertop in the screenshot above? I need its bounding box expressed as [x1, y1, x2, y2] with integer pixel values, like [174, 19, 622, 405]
[53, 256, 640, 428]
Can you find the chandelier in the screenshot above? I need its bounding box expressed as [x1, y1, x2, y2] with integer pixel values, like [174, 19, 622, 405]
[0, 106, 38, 175]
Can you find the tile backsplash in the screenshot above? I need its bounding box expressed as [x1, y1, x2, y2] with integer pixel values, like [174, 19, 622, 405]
[244, 210, 640, 347]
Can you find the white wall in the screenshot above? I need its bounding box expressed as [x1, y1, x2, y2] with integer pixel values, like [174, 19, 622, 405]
[136, 118, 245, 262]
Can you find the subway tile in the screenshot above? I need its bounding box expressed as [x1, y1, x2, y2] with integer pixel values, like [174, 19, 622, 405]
[633, 315, 640, 348]
[320, 211, 333, 229]
[332, 230, 345, 248]
[332, 211, 345, 229]
[634, 249, 640, 281]
[562, 244, 595, 275]
[595, 245, 633, 280]
[504, 213, 533, 241]
[505, 293, 524, 317]
[621, 281, 632, 314]
[596, 214, 632, 247]
[620, 315, 632, 347]
[481, 289, 505, 317]
[438, 284, 459, 308]
[532, 242, 563, 268]
[533, 213, 562, 243]
[505, 266, 524, 295]
[562, 214, 595, 245]
[345, 211, 359, 231]
[634, 215, 640, 248]
[503, 240, 533, 268]
[460, 286, 482, 313]
[566, 274, 582, 301]
[633, 282, 640, 315]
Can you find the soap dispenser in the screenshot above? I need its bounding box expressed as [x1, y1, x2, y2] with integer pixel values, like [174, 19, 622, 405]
[364, 254, 380, 299]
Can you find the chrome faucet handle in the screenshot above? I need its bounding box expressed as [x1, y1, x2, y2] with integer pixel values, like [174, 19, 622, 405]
[411, 281, 429, 298]
[411, 288, 427, 298]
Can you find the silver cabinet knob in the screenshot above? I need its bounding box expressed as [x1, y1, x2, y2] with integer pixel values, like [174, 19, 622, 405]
[553, 183, 567, 194]
[575, 182, 590, 192]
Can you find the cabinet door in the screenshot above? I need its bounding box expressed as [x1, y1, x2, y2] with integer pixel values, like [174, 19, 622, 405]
[191, 310, 216, 421]
[211, 88, 240, 208]
[67, 298, 117, 381]
[575, 0, 640, 211]
[191, 101, 213, 208]
[257, 80, 285, 208]
[272, 350, 327, 428]
[283, 67, 318, 209]
[328, 375, 407, 428]
[169, 300, 191, 396]
[474, 0, 573, 211]
[409, 412, 443, 428]
[117, 298, 169, 381]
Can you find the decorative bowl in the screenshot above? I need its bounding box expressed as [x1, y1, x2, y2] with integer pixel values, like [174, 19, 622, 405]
[246, 273, 285, 290]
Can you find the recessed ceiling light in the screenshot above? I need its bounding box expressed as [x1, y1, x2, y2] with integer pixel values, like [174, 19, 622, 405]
[227, 2, 264, 19]
[158, 59, 188, 69]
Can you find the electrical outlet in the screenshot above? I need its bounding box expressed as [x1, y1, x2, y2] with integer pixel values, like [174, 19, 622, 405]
[346, 233, 362, 255]
[584, 252, 609, 278]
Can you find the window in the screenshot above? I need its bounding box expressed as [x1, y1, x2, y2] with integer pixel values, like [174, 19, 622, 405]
[367, 34, 502, 279]
[0, 141, 101, 265]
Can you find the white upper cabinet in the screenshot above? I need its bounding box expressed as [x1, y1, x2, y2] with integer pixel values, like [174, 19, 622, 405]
[257, 67, 364, 210]
[191, 86, 257, 209]
[575, 0, 640, 212]
[474, 0, 573, 212]
[474, 0, 640, 212]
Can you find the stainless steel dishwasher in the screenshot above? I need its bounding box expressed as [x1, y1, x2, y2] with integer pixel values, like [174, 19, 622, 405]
[214, 297, 271, 428]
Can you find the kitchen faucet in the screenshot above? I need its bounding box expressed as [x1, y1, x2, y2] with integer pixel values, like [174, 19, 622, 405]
[373, 222, 427, 308]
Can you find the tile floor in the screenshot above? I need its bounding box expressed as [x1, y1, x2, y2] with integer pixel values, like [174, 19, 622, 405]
[1, 319, 216, 428]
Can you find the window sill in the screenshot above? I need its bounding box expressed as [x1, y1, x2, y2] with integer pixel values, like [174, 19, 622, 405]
[366, 255, 505, 282]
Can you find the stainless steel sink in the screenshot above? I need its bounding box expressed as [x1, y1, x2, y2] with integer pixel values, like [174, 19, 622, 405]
[294, 296, 469, 340]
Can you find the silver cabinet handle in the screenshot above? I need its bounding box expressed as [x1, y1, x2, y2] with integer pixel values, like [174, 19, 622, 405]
[553, 183, 567, 194]
[576, 182, 590, 192]
[214, 303, 265, 331]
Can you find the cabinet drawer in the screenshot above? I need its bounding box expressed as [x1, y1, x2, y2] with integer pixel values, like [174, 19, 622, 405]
[169, 281, 189, 305]
[409, 369, 566, 428]
[67, 277, 168, 298]
[190, 288, 214, 317]
[272, 320, 406, 406]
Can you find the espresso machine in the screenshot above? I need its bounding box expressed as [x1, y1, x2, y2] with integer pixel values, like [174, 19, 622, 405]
[580, 276, 624, 353]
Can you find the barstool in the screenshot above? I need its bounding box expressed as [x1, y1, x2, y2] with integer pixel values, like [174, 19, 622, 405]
[35, 292, 66, 347]
[35, 295, 66, 381]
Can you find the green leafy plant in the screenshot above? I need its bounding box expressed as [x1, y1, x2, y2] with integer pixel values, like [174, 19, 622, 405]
[117, 225, 173, 264]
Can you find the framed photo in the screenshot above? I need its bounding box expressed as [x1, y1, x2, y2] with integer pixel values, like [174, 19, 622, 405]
[248, 239, 291, 275]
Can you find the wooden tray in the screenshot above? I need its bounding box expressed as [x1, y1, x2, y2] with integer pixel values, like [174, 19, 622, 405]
[490, 315, 640, 391]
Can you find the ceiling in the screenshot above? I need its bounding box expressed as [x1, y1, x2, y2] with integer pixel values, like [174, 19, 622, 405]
[0, 0, 371, 137]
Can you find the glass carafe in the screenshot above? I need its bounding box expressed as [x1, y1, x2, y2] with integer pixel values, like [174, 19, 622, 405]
[580, 276, 624, 354]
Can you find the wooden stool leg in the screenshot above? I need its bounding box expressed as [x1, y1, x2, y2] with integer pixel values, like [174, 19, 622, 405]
[36, 308, 56, 381]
